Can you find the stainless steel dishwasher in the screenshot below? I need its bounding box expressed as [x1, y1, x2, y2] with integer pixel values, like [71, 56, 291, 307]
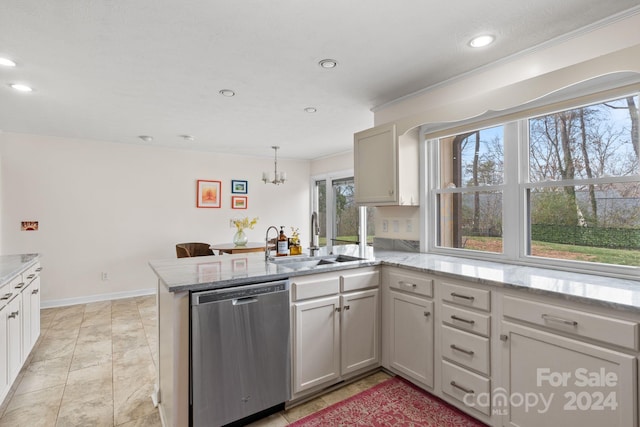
[190, 280, 291, 427]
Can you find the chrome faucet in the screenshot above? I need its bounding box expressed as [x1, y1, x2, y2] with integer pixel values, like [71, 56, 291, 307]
[309, 211, 320, 256]
[265, 226, 279, 260]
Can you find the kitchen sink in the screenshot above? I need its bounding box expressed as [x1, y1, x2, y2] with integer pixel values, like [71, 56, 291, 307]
[268, 254, 366, 271]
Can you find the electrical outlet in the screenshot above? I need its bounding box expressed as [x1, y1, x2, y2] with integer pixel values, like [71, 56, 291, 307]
[392, 220, 400, 233]
[101, 272, 108, 281]
[406, 219, 413, 232]
[382, 220, 389, 233]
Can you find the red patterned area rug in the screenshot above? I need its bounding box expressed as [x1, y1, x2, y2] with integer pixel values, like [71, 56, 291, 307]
[289, 377, 487, 426]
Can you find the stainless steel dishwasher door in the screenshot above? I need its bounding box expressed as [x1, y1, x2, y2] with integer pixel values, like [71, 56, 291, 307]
[191, 280, 291, 427]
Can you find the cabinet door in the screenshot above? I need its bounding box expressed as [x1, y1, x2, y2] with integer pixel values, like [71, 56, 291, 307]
[354, 123, 397, 205]
[29, 276, 41, 350]
[0, 305, 8, 401]
[293, 296, 340, 394]
[389, 291, 434, 387]
[7, 295, 22, 382]
[501, 321, 636, 427]
[21, 281, 33, 357]
[341, 289, 379, 375]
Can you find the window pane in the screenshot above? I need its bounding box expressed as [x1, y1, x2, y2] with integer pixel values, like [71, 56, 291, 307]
[529, 95, 640, 182]
[528, 183, 640, 266]
[315, 180, 327, 247]
[333, 178, 359, 245]
[437, 191, 503, 253]
[439, 125, 504, 189]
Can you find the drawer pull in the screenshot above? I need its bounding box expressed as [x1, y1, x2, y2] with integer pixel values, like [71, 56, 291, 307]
[8, 311, 19, 319]
[335, 307, 341, 312]
[32, 289, 39, 295]
[399, 281, 418, 288]
[450, 381, 474, 394]
[26, 274, 35, 280]
[451, 315, 475, 325]
[424, 311, 431, 317]
[541, 314, 578, 327]
[35, 267, 43, 272]
[451, 292, 475, 301]
[14, 282, 25, 289]
[1, 293, 13, 300]
[343, 305, 350, 311]
[450, 344, 475, 356]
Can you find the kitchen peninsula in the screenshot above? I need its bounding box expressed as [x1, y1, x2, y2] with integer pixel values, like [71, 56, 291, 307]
[150, 250, 640, 427]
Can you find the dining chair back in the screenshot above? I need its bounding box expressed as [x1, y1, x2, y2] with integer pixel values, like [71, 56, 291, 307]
[176, 242, 214, 258]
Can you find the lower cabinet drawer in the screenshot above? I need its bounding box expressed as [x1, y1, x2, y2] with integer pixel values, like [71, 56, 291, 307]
[441, 303, 491, 337]
[441, 360, 491, 416]
[441, 325, 490, 375]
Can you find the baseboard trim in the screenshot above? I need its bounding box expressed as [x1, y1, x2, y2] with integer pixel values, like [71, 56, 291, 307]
[41, 287, 156, 308]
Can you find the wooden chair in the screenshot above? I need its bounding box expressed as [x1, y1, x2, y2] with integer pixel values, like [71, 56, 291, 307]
[176, 243, 215, 258]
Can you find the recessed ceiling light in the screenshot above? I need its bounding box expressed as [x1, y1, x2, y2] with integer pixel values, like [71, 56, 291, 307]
[9, 83, 32, 92]
[138, 135, 153, 142]
[179, 135, 195, 141]
[469, 35, 495, 48]
[0, 57, 16, 67]
[304, 107, 317, 113]
[219, 89, 235, 97]
[318, 59, 338, 69]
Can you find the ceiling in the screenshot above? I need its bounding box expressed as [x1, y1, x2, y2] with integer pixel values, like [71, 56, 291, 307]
[1, 1, 639, 160]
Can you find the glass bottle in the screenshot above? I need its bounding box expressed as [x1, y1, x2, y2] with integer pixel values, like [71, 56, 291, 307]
[277, 226, 288, 256]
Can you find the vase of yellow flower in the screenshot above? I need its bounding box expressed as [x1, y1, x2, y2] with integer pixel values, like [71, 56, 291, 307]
[232, 216, 258, 247]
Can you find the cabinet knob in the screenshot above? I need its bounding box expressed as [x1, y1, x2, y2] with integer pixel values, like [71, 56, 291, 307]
[500, 334, 509, 342]
[423, 311, 431, 317]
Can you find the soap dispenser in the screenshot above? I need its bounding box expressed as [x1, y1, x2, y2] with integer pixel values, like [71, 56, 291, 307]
[277, 226, 288, 256]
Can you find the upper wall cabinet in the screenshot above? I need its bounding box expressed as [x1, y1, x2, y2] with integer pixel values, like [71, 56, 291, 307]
[354, 123, 419, 206]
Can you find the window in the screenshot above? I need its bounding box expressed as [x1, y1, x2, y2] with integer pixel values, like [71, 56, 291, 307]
[429, 92, 640, 274]
[526, 95, 640, 266]
[312, 175, 373, 249]
[435, 125, 505, 253]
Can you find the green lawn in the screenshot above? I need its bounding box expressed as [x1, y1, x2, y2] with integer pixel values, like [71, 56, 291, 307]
[465, 236, 639, 266]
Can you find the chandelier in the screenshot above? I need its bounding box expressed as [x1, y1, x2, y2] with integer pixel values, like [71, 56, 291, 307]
[262, 146, 287, 185]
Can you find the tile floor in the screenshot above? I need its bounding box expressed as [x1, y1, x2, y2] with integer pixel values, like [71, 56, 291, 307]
[0, 296, 390, 427]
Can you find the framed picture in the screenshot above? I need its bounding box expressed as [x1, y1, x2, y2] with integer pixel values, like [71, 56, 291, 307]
[231, 196, 248, 209]
[197, 180, 221, 208]
[231, 180, 248, 194]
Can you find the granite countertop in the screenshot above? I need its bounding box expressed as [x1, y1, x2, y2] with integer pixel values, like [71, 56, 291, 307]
[0, 254, 40, 285]
[149, 249, 640, 313]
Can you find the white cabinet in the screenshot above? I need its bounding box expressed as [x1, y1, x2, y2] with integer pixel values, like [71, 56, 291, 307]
[291, 268, 380, 397]
[383, 267, 434, 388]
[501, 321, 636, 427]
[293, 295, 341, 394]
[341, 289, 379, 375]
[389, 290, 434, 387]
[21, 265, 41, 357]
[354, 123, 419, 206]
[438, 280, 493, 418]
[0, 260, 42, 404]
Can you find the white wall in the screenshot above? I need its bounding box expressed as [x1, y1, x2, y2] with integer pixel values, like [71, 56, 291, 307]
[0, 133, 310, 305]
[310, 151, 354, 176]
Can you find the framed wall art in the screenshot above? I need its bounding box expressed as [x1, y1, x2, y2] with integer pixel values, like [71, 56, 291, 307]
[231, 196, 248, 209]
[231, 180, 248, 194]
[196, 180, 222, 208]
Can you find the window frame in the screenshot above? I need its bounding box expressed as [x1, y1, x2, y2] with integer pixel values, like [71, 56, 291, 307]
[424, 88, 640, 280]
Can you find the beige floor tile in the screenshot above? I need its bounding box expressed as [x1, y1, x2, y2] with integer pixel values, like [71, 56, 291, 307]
[112, 328, 149, 353]
[0, 384, 64, 427]
[67, 362, 113, 385]
[30, 336, 76, 362]
[282, 396, 329, 423]
[113, 378, 156, 426]
[14, 356, 71, 395]
[115, 409, 162, 427]
[247, 412, 290, 427]
[70, 341, 113, 372]
[56, 397, 114, 427]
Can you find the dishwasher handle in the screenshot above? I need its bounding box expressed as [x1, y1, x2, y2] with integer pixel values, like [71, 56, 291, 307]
[233, 297, 258, 305]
